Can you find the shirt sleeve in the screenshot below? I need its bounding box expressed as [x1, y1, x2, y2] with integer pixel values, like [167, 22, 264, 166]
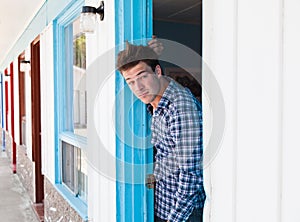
[168, 107, 203, 222]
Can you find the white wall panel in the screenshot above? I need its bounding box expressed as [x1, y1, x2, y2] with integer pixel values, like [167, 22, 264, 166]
[40, 23, 55, 183]
[13, 59, 20, 146]
[204, 0, 285, 221]
[86, 0, 116, 221]
[281, 0, 300, 221]
[203, 0, 238, 221]
[236, 0, 282, 221]
[24, 48, 33, 161]
[6, 66, 12, 135]
[3, 74, 9, 132]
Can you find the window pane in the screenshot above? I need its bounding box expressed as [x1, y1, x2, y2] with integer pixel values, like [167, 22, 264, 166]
[62, 142, 75, 191]
[73, 18, 87, 137]
[77, 149, 88, 201]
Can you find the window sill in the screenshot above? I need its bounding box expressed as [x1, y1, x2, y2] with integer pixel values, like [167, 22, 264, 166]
[55, 184, 88, 221]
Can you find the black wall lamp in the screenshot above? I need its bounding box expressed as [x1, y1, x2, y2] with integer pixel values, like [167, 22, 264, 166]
[80, 1, 104, 33]
[20, 60, 31, 72]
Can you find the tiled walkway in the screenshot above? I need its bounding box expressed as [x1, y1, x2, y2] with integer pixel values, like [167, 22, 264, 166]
[0, 151, 39, 222]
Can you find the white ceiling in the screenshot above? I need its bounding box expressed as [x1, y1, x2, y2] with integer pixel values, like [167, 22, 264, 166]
[0, 0, 201, 70]
[153, 0, 202, 24]
[0, 0, 45, 69]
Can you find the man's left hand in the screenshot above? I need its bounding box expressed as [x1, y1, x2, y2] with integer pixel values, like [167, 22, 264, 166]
[148, 35, 164, 56]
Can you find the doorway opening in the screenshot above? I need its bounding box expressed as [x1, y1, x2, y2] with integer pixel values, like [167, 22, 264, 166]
[153, 0, 202, 101]
[151, 0, 203, 219]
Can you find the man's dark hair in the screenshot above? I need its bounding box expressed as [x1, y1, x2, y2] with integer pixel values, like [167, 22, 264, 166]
[117, 41, 160, 73]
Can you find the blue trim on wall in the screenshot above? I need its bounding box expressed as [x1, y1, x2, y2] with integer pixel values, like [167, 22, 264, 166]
[53, 0, 84, 184]
[53, 0, 88, 220]
[53, 18, 60, 184]
[115, 0, 154, 221]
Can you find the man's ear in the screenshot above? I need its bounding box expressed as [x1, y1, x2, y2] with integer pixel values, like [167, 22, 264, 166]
[155, 65, 162, 76]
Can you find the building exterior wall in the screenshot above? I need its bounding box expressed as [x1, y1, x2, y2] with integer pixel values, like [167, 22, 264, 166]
[85, 0, 116, 221]
[24, 48, 33, 161]
[236, 1, 282, 221]
[203, 0, 300, 222]
[13, 59, 20, 146]
[40, 20, 84, 221]
[281, 0, 300, 221]
[40, 3, 88, 221]
[5, 70, 12, 134]
[14, 45, 35, 203]
[40, 23, 55, 183]
[1, 0, 300, 221]
[17, 145, 34, 202]
[44, 177, 85, 222]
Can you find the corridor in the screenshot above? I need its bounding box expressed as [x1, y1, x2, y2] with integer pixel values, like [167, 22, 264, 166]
[0, 151, 39, 222]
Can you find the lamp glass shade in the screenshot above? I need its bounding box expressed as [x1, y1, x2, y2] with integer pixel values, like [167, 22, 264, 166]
[80, 12, 96, 33]
[20, 62, 30, 72]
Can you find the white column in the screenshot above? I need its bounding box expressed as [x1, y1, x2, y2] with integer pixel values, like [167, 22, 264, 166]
[236, 0, 282, 221]
[281, 0, 300, 221]
[25, 48, 33, 161]
[86, 0, 116, 221]
[204, 0, 284, 221]
[40, 24, 56, 182]
[203, 0, 238, 221]
[13, 59, 20, 146]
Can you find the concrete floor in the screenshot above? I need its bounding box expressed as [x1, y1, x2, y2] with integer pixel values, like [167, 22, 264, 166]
[0, 151, 39, 222]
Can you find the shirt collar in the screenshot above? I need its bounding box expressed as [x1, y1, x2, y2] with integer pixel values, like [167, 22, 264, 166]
[147, 78, 179, 115]
[153, 79, 177, 115]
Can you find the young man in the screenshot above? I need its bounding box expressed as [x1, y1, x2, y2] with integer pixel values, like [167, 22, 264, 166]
[117, 42, 206, 222]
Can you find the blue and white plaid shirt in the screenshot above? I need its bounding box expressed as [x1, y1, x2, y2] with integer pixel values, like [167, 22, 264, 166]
[150, 79, 206, 222]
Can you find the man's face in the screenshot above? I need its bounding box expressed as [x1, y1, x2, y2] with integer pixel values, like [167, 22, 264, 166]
[122, 61, 161, 104]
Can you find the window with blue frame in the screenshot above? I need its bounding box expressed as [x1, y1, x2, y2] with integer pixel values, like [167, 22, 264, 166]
[54, 0, 88, 206]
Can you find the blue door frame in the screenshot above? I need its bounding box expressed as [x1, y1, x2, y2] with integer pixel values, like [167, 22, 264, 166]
[115, 0, 154, 221]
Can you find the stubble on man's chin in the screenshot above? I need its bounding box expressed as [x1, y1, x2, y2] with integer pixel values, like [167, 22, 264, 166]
[147, 94, 160, 106]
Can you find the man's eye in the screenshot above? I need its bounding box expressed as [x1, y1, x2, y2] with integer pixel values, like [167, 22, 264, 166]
[128, 81, 134, 86]
[141, 73, 149, 79]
